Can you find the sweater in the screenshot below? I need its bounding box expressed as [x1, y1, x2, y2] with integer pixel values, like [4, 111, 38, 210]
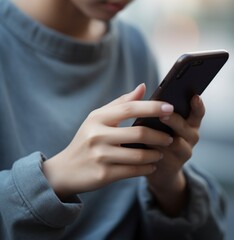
[0, 0, 226, 239]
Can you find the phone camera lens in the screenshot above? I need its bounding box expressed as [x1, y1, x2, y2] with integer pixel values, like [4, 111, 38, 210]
[176, 73, 182, 79]
[192, 60, 203, 66]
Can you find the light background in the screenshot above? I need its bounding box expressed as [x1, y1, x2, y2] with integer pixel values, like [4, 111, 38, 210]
[119, 0, 234, 239]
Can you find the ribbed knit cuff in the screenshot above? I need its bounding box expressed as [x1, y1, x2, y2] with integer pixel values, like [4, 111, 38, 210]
[13, 152, 83, 228]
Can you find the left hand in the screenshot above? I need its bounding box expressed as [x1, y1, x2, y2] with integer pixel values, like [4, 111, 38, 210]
[147, 95, 205, 216]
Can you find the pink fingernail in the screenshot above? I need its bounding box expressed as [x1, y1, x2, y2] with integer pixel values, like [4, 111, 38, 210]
[168, 137, 173, 144]
[160, 116, 170, 121]
[135, 83, 145, 91]
[161, 104, 174, 112]
[152, 165, 157, 171]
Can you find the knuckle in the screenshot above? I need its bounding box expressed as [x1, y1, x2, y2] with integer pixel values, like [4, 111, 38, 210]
[184, 148, 192, 160]
[87, 131, 100, 147]
[92, 146, 106, 163]
[96, 165, 109, 182]
[192, 131, 200, 145]
[87, 128, 107, 148]
[121, 103, 133, 118]
[173, 137, 192, 160]
[171, 137, 182, 148]
[134, 127, 146, 140]
[177, 138, 192, 161]
[181, 150, 192, 161]
[133, 150, 146, 163]
[88, 108, 101, 121]
[88, 109, 97, 119]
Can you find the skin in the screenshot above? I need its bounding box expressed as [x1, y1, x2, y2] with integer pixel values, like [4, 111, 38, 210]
[12, 0, 205, 216]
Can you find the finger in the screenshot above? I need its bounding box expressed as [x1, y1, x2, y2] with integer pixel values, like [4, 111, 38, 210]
[106, 126, 173, 147]
[166, 136, 193, 162]
[109, 163, 157, 181]
[105, 83, 146, 108]
[160, 113, 188, 135]
[99, 101, 174, 125]
[187, 95, 205, 128]
[160, 113, 200, 146]
[99, 145, 162, 165]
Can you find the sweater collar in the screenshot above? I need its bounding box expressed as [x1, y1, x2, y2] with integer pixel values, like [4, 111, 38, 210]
[0, 0, 117, 63]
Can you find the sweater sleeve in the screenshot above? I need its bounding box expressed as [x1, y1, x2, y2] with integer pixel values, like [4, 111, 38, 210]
[0, 152, 83, 240]
[137, 163, 227, 240]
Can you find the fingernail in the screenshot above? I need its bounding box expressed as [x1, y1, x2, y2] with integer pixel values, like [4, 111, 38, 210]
[135, 83, 145, 91]
[161, 104, 174, 112]
[168, 137, 173, 144]
[160, 116, 170, 121]
[152, 164, 157, 172]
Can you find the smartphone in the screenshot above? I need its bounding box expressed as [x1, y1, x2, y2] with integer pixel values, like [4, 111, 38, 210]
[123, 49, 229, 149]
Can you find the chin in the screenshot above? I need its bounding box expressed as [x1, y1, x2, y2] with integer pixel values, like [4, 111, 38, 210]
[92, 13, 118, 22]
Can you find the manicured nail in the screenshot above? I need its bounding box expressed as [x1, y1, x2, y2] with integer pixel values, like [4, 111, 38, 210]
[135, 83, 145, 91]
[161, 104, 174, 112]
[160, 116, 170, 121]
[152, 164, 157, 172]
[168, 137, 173, 144]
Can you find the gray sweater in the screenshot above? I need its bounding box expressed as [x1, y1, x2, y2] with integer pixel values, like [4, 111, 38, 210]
[0, 0, 226, 239]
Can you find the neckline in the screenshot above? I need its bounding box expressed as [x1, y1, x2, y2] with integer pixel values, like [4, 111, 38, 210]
[0, 0, 116, 63]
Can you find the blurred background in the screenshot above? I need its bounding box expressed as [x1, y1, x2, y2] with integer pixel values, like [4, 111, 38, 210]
[119, 0, 234, 239]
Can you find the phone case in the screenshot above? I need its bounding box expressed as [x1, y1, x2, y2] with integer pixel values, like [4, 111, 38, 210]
[123, 50, 229, 149]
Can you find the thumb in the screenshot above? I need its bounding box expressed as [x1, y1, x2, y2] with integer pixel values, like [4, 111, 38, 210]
[106, 83, 146, 107]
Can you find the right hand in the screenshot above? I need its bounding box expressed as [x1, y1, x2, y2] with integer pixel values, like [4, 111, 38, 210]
[42, 83, 174, 198]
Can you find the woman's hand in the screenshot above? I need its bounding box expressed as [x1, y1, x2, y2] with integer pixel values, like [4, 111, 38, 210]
[42, 84, 174, 198]
[147, 95, 206, 216]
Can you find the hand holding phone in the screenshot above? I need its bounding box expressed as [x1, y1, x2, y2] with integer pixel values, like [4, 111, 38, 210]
[123, 49, 229, 149]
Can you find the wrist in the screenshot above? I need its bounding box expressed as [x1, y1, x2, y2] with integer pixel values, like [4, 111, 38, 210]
[147, 170, 188, 216]
[42, 150, 73, 201]
[148, 170, 186, 194]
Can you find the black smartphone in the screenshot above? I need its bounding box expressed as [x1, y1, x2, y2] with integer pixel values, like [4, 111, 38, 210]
[123, 49, 229, 149]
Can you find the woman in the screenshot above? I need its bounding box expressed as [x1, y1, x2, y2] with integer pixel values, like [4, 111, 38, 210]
[0, 0, 226, 239]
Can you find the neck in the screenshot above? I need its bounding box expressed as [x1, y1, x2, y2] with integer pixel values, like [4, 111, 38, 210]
[11, 0, 107, 42]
